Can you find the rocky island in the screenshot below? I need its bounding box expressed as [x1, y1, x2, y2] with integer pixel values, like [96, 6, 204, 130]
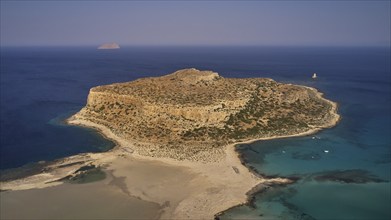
[0, 69, 339, 219]
[72, 68, 338, 162]
[97, 43, 120, 49]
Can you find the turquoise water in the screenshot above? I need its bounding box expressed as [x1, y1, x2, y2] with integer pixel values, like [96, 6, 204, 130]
[218, 47, 390, 219]
[220, 182, 390, 220]
[1, 46, 390, 219]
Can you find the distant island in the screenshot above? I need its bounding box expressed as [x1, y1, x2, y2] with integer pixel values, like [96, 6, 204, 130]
[1, 69, 339, 219]
[97, 43, 120, 49]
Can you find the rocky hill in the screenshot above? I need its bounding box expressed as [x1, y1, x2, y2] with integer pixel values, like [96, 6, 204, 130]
[70, 68, 339, 162]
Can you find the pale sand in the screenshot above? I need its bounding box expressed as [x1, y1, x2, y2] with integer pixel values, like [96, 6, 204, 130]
[0, 88, 339, 219]
[0, 175, 161, 220]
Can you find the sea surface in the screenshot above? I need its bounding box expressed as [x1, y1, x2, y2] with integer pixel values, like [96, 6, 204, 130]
[1, 46, 390, 219]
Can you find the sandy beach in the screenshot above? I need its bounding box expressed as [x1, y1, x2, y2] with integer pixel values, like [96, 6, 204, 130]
[63, 118, 268, 219]
[1, 172, 161, 220]
[1, 138, 264, 219]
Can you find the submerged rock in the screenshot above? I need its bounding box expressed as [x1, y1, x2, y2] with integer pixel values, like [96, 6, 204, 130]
[291, 151, 322, 161]
[313, 169, 387, 184]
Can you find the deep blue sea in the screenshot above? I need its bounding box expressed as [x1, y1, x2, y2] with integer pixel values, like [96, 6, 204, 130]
[1, 46, 390, 219]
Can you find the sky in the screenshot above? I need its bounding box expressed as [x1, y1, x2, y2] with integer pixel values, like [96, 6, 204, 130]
[1, 1, 390, 47]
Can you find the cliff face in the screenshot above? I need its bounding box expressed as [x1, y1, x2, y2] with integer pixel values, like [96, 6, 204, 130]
[71, 68, 339, 161]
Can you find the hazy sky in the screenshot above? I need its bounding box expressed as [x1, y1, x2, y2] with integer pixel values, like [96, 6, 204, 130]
[1, 1, 390, 46]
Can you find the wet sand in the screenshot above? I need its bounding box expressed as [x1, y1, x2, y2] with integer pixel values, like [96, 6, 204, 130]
[0, 151, 263, 220]
[0, 172, 161, 220]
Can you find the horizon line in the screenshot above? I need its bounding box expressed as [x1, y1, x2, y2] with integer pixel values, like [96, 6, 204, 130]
[1, 44, 390, 48]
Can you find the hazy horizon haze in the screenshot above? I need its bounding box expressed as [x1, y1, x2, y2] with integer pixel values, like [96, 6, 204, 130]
[1, 1, 390, 47]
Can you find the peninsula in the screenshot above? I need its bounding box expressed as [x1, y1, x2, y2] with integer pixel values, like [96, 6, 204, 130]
[0, 69, 339, 219]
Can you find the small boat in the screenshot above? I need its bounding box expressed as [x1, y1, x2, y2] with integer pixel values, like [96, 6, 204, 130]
[312, 73, 317, 79]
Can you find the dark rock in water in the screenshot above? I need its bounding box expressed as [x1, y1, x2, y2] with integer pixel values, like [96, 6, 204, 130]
[74, 164, 96, 173]
[313, 169, 387, 184]
[374, 152, 391, 164]
[287, 176, 301, 182]
[161, 201, 170, 209]
[278, 191, 317, 220]
[44, 175, 73, 184]
[57, 161, 85, 169]
[0, 161, 54, 182]
[68, 167, 106, 184]
[248, 146, 260, 154]
[291, 151, 321, 160]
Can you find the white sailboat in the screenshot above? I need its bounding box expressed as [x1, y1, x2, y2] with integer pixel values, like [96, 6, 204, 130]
[312, 73, 317, 79]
